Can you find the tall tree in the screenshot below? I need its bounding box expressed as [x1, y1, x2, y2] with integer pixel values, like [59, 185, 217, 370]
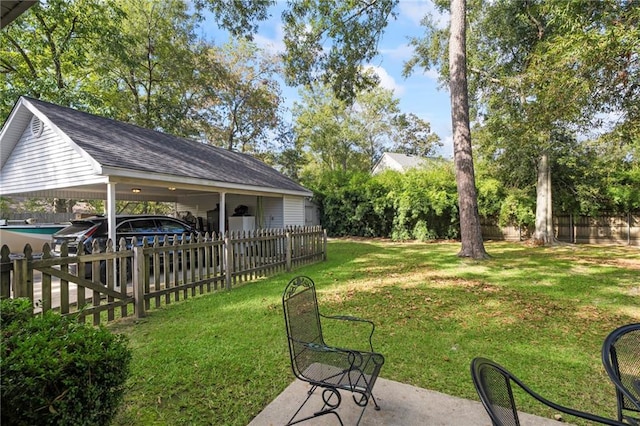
[0, 0, 124, 118]
[410, 0, 639, 246]
[392, 113, 442, 158]
[280, 0, 398, 102]
[93, 0, 202, 136]
[350, 84, 400, 168]
[194, 39, 283, 153]
[470, 0, 640, 244]
[293, 83, 437, 175]
[449, 0, 488, 258]
[293, 85, 366, 172]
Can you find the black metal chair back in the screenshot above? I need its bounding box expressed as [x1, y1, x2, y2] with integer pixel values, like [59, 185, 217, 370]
[471, 357, 625, 426]
[602, 323, 640, 424]
[471, 357, 521, 426]
[283, 275, 325, 379]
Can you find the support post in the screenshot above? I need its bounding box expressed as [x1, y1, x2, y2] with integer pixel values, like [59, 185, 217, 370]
[13, 245, 34, 301]
[286, 231, 292, 272]
[225, 233, 232, 290]
[133, 246, 146, 318]
[323, 229, 328, 261]
[219, 192, 226, 235]
[0, 245, 11, 298]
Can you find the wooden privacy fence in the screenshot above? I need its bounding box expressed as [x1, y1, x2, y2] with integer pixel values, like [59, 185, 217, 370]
[0, 226, 327, 325]
[481, 213, 640, 245]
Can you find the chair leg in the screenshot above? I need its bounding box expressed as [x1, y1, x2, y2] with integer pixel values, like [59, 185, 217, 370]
[371, 392, 381, 410]
[286, 385, 345, 426]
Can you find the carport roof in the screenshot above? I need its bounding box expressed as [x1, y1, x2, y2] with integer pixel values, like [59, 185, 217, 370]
[0, 96, 312, 199]
[0, 0, 36, 29]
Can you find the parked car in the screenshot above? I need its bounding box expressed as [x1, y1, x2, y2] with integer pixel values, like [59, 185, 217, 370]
[51, 215, 198, 283]
[51, 215, 198, 255]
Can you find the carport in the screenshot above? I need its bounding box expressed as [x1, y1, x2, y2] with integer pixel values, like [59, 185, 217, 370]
[0, 97, 313, 245]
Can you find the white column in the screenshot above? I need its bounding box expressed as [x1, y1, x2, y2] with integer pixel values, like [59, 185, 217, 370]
[219, 192, 226, 234]
[107, 183, 117, 246]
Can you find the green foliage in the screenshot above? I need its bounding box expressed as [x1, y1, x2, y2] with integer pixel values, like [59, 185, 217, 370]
[194, 39, 283, 153]
[0, 0, 126, 118]
[309, 163, 460, 240]
[497, 189, 536, 228]
[390, 166, 459, 241]
[281, 0, 398, 102]
[0, 297, 33, 327]
[475, 177, 504, 218]
[607, 166, 640, 212]
[293, 83, 441, 174]
[1, 299, 131, 426]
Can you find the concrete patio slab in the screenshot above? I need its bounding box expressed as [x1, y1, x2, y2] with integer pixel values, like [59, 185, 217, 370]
[248, 377, 567, 426]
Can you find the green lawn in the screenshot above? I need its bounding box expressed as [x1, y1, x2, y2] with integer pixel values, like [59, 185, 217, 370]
[109, 240, 639, 425]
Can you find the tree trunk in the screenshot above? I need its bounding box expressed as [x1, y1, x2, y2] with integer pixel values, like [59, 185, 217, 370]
[534, 152, 554, 244]
[449, 0, 489, 259]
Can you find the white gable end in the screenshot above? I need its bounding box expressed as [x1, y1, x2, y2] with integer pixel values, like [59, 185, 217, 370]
[0, 117, 105, 195]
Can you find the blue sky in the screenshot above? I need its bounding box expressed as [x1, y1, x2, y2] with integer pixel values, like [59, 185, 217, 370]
[202, 1, 453, 158]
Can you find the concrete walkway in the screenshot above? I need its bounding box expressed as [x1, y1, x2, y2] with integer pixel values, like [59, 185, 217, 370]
[248, 377, 566, 426]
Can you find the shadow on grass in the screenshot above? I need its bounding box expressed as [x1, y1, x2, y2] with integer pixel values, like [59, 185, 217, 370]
[110, 240, 638, 425]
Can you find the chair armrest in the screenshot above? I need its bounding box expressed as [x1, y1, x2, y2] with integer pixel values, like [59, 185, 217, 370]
[292, 340, 373, 373]
[320, 314, 377, 352]
[291, 339, 384, 391]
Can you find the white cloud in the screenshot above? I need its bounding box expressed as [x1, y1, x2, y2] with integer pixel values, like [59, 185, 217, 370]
[253, 23, 286, 54]
[398, 1, 433, 26]
[365, 65, 405, 96]
[380, 43, 415, 61]
[398, 0, 449, 29]
[423, 68, 441, 81]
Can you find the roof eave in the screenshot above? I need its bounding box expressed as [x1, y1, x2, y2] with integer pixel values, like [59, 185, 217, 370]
[103, 167, 313, 197]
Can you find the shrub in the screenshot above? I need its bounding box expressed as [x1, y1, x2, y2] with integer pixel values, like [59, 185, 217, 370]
[1, 299, 131, 426]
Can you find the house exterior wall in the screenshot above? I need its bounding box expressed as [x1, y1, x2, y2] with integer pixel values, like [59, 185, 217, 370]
[263, 196, 283, 228]
[283, 195, 305, 227]
[177, 194, 306, 231]
[176, 194, 219, 220]
[0, 118, 104, 194]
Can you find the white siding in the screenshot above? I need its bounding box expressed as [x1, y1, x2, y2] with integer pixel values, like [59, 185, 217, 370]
[176, 194, 220, 219]
[0, 122, 102, 193]
[263, 196, 283, 228]
[283, 195, 305, 227]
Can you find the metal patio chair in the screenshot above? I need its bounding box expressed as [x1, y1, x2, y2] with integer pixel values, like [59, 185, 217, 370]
[282, 276, 385, 425]
[602, 323, 640, 425]
[471, 357, 625, 426]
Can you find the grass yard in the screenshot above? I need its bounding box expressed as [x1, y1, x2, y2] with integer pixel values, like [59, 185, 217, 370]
[109, 240, 639, 425]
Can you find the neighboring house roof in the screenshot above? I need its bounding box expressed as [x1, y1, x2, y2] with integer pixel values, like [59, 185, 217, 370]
[372, 152, 442, 175]
[0, 96, 312, 199]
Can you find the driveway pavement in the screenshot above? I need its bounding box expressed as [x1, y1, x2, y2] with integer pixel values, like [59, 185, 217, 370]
[248, 377, 568, 426]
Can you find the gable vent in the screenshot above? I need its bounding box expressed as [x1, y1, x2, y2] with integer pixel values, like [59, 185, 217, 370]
[30, 116, 44, 138]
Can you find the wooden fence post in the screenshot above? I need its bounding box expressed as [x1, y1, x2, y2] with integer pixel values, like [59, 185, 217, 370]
[13, 245, 34, 301]
[133, 246, 146, 318]
[0, 245, 11, 298]
[323, 229, 328, 261]
[286, 230, 292, 272]
[225, 233, 232, 290]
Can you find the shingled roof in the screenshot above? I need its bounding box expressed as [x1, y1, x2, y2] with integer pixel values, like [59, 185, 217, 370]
[1, 96, 310, 197]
